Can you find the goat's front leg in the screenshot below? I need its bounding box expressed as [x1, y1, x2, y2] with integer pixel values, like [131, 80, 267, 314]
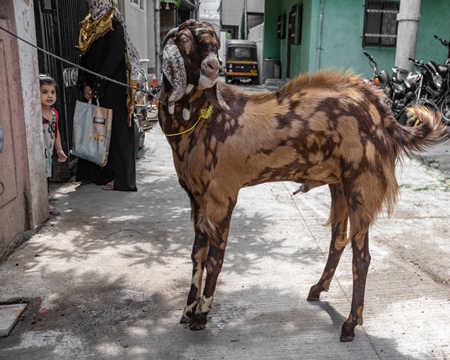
[308, 184, 349, 301]
[188, 241, 227, 330]
[180, 227, 209, 324]
[188, 198, 235, 330]
[181, 191, 236, 330]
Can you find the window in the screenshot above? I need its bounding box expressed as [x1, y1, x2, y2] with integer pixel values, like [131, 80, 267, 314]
[234, 48, 252, 58]
[277, 14, 286, 40]
[288, 4, 303, 46]
[130, 0, 144, 10]
[363, 0, 399, 47]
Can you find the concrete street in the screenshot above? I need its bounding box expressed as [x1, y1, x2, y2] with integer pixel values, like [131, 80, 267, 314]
[0, 85, 449, 359]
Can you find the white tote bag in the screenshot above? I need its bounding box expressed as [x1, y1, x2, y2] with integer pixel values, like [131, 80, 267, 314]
[71, 99, 113, 167]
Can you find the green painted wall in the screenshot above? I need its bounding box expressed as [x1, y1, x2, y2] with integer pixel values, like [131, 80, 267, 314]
[416, 0, 450, 65]
[263, 1, 281, 60]
[264, 0, 314, 79]
[264, 0, 450, 80]
[320, 0, 378, 76]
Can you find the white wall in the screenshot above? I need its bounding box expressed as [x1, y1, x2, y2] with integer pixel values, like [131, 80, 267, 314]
[248, 22, 264, 84]
[221, 0, 243, 26]
[122, 1, 148, 67]
[221, 0, 264, 26]
[13, 0, 48, 228]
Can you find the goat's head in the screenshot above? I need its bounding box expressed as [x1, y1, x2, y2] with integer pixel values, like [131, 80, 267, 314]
[162, 19, 229, 115]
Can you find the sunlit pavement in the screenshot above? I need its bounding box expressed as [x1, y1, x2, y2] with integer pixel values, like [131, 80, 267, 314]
[0, 89, 449, 359]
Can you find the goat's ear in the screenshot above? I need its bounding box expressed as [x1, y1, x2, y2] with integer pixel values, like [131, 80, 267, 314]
[216, 83, 230, 111]
[162, 38, 187, 107]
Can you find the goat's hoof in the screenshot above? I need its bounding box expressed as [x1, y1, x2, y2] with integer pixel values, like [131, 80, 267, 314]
[189, 321, 206, 331]
[307, 293, 320, 301]
[188, 312, 208, 330]
[180, 316, 191, 324]
[340, 333, 355, 342]
[307, 285, 322, 301]
[340, 322, 356, 342]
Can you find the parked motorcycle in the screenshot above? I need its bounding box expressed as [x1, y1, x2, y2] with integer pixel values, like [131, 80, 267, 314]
[433, 35, 450, 125]
[397, 57, 440, 126]
[134, 71, 148, 152]
[364, 37, 450, 127]
[133, 73, 161, 155]
[389, 65, 416, 118]
[363, 50, 392, 99]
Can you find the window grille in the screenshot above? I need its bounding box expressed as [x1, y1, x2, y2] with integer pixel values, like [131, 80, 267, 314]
[363, 0, 399, 47]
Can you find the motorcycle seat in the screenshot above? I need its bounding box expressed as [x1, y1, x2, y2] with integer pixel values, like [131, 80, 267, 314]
[429, 60, 447, 75]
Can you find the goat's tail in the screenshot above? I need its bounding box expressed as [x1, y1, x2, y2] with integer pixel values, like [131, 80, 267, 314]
[391, 106, 447, 156]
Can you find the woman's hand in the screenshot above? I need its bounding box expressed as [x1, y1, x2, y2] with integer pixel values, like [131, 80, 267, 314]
[83, 85, 93, 100]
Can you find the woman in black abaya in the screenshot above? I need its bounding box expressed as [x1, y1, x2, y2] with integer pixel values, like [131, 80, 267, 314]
[76, 0, 142, 191]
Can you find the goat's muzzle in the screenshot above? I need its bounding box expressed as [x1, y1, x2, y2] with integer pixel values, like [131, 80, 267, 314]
[198, 53, 220, 90]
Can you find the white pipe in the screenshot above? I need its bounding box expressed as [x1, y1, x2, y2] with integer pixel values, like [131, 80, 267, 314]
[154, 0, 161, 82]
[317, 0, 325, 71]
[395, 0, 421, 71]
[244, 0, 247, 40]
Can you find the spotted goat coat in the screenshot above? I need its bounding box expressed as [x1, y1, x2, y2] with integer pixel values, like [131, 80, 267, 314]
[158, 19, 446, 342]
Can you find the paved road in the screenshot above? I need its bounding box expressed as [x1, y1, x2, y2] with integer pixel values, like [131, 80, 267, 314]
[0, 89, 449, 359]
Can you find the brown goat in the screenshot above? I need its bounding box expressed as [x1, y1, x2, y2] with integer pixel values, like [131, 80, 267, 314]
[158, 19, 446, 342]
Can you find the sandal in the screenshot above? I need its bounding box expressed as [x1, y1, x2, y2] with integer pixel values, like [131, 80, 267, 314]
[79, 180, 92, 185]
[49, 206, 61, 216]
[102, 181, 114, 191]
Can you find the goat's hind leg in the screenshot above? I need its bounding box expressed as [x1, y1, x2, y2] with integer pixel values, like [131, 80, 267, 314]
[340, 225, 371, 342]
[307, 184, 349, 301]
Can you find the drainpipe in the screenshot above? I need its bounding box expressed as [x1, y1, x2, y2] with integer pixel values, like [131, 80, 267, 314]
[244, 0, 247, 40]
[154, 0, 161, 82]
[317, 0, 325, 71]
[395, 0, 421, 72]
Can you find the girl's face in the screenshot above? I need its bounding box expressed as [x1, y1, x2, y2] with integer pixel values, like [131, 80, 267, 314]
[40, 84, 57, 107]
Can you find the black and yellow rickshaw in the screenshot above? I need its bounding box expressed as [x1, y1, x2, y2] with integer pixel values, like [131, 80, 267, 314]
[225, 40, 259, 85]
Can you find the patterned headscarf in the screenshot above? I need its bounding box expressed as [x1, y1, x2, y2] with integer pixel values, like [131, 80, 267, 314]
[79, 0, 144, 124]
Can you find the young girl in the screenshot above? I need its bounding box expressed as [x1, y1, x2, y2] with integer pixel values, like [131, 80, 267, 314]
[39, 74, 67, 216]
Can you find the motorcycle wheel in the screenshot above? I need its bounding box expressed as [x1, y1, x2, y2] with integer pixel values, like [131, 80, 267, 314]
[438, 95, 450, 125]
[398, 101, 438, 127]
[397, 108, 409, 126]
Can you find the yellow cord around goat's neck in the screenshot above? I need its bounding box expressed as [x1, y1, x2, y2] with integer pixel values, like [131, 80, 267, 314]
[163, 105, 213, 137]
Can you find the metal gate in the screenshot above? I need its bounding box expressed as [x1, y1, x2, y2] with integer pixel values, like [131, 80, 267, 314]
[34, 0, 89, 181]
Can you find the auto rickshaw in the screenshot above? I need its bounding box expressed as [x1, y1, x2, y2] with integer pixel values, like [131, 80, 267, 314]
[225, 40, 259, 85]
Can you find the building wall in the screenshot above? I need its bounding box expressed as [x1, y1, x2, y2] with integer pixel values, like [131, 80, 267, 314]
[221, 0, 264, 27]
[122, 0, 149, 68]
[264, 0, 450, 80]
[0, 0, 48, 260]
[12, 0, 48, 228]
[248, 23, 264, 84]
[318, 0, 368, 75]
[416, 1, 450, 65]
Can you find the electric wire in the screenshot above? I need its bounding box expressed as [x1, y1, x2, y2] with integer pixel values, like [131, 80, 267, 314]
[0, 25, 164, 104]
